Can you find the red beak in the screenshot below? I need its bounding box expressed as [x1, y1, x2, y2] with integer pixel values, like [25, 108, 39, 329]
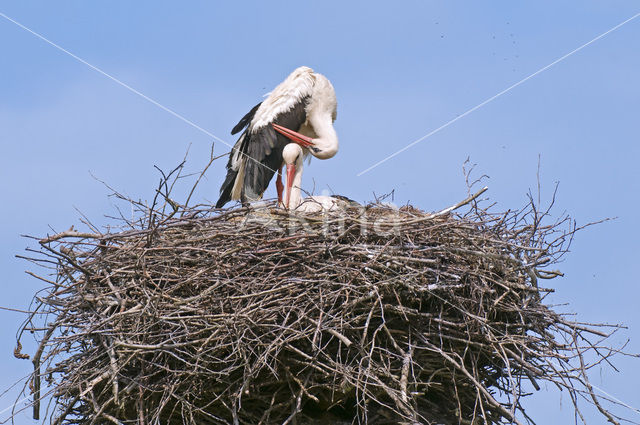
[285, 163, 296, 209]
[272, 123, 315, 148]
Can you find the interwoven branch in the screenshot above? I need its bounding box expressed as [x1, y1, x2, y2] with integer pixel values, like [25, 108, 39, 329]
[14, 182, 629, 425]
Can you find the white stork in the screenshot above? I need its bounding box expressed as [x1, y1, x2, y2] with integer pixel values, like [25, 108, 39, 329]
[281, 143, 304, 209]
[280, 142, 351, 212]
[216, 66, 338, 208]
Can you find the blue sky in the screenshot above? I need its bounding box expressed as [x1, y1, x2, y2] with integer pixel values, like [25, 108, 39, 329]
[1, 2, 639, 423]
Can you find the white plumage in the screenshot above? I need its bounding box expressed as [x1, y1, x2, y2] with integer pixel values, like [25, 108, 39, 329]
[250, 67, 317, 131]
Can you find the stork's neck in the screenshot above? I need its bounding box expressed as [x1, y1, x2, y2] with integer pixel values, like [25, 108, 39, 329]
[308, 114, 338, 160]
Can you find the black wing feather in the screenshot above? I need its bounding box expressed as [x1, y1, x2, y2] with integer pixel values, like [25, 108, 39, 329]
[215, 168, 238, 208]
[216, 97, 309, 208]
[231, 102, 262, 135]
[241, 97, 308, 202]
[215, 132, 248, 208]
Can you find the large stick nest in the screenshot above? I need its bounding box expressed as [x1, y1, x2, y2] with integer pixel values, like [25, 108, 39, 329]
[15, 180, 627, 425]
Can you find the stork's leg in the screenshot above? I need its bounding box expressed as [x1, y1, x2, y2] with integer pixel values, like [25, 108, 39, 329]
[276, 166, 284, 206]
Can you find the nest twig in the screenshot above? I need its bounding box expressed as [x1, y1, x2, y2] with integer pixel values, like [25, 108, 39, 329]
[12, 159, 632, 425]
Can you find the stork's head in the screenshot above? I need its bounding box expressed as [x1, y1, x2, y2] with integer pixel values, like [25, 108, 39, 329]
[282, 143, 303, 167]
[282, 143, 303, 209]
